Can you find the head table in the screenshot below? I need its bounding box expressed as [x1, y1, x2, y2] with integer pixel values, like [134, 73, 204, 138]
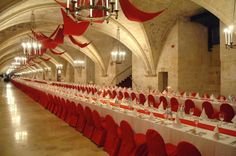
[12, 78, 236, 156]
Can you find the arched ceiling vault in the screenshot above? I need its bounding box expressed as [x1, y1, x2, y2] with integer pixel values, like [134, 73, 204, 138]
[0, 1, 156, 75]
[0, 0, 234, 75]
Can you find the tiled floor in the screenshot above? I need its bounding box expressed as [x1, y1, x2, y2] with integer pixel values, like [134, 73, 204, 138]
[0, 82, 107, 156]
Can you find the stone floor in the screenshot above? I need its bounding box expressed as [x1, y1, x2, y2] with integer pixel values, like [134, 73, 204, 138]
[0, 82, 107, 156]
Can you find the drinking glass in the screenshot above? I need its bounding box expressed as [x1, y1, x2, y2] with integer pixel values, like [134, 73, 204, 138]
[219, 112, 224, 126]
[190, 108, 194, 118]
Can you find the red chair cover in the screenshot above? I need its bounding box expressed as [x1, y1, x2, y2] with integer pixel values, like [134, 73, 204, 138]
[112, 90, 117, 99]
[184, 99, 195, 114]
[103, 115, 120, 156]
[83, 107, 95, 139]
[146, 129, 176, 156]
[118, 91, 124, 100]
[191, 92, 197, 97]
[91, 110, 107, 146]
[202, 101, 215, 119]
[148, 94, 157, 108]
[203, 93, 210, 99]
[75, 104, 86, 132]
[139, 93, 146, 105]
[118, 120, 136, 156]
[159, 96, 168, 109]
[217, 95, 226, 101]
[124, 92, 130, 100]
[176, 141, 201, 156]
[67, 102, 79, 127]
[170, 97, 179, 112]
[131, 92, 137, 101]
[220, 103, 235, 122]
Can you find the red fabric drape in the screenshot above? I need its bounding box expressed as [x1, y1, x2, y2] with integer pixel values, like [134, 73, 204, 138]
[54, 28, 64, 44]
[49, 25, 61, 39]
[119, 0, 165, 22]
[61, 9, 90, 36]
[50, 49, 65, 55]
[92, 0, 105, 23]
[68, 35, 91, 48]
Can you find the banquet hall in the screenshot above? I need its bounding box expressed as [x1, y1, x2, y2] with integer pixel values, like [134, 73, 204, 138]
[0, 0, 236, 156]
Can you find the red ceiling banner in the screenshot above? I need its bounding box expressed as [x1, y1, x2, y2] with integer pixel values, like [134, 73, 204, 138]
[119, 0, 165, 22]
[68, 35, 91, 48]
[61, 9, 90, 36]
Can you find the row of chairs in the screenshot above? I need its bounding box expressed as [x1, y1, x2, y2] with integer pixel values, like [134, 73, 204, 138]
[12, 80, 202, 156]
[44, 95, 202, 156]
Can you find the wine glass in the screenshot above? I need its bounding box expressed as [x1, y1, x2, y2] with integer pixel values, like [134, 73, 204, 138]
[190, 108, 194, 118]
[219, 112, 224, 126]
[194, 116, 199, 134]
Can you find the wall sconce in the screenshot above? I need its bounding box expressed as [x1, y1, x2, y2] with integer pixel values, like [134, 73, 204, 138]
[44, 67, 51, 72]
[56, 64, 63, 70]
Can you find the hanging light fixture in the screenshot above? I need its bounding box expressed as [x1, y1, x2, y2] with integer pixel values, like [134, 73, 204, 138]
[111, 27, 126, 64]
[21, 40, 42, 56]
[15, 57, 27, 65]
[66, 0, 119, 23]
[21, 11, 43, 58]
[224, 0, 236, 49]
[74, 59, 85, 68]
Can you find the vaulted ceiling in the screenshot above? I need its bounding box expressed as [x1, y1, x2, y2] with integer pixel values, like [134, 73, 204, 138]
[0, 0, 233, 75]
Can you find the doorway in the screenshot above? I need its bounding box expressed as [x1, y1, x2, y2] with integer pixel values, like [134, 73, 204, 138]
[158, 72, 168, 92]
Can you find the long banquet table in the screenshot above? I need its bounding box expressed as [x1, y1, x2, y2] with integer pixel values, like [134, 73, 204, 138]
[12, 78, 236, 156]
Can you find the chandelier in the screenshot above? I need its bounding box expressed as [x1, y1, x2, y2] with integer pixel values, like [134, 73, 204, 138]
[21, 40, 42, 56]
[74, 59, 85, 68]
[111, 27, 126, 64]
[15, 57, 27, 65]
[21, 11, 43, 58]
[224, 0, 236, 50]
[66, 0, 119, 23]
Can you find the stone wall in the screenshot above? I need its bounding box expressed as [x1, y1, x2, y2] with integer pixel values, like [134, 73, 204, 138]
[220, 22, 236, 96]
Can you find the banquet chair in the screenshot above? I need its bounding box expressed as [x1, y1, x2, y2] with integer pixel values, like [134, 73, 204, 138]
[91, 110, 107, 146]
[180, 91, 185, 96]
[148, 94, 158, 108]
[83, 107, 95, 139]
[55, 97, 63, 117]
[159, 96, 168, 109]
[67, 102, 79, 127]
[176, 141, 201, 156]
[52, 96, 59, 115]
[217, 95, 226, 101]
[117, 91, 124, 100]
[202, 93, 210, 99]
[131, 92, 137, 101]
[170, 97, 179, 112]
[59, 99, 69, 121]
[75, 104, 87, 133]
[117, 120, 147, 156]
[190, 92, 197, 97]
[124, 92, 130, 100]
[219, 103, 235, 122]
[103, 115, 121, 156]
[146, 129, 176, 156]
[184, 99, 195, 114]
[112, 90, 117, 99]
[46, 94, 54, 111]
[202, 101, 216, 119]
[107, 90, 113, 98]
[139, 93, 146, 105]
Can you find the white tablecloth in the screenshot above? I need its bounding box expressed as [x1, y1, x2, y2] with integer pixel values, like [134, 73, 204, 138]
[14, 79, 236, 156]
